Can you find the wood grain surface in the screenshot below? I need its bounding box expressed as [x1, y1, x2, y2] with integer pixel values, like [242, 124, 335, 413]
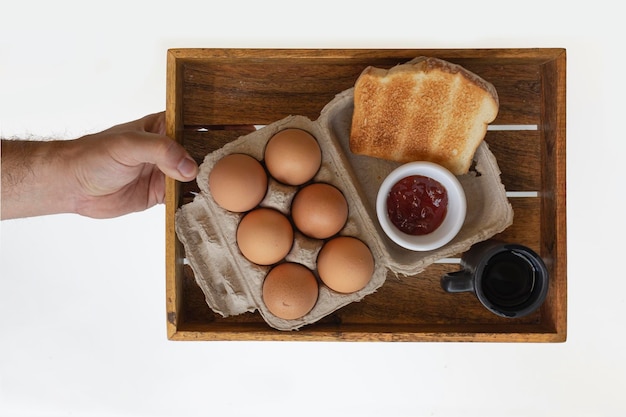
[165, 48, 566, 342]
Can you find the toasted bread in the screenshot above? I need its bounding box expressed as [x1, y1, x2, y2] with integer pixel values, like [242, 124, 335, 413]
[349, 57, 499, 175]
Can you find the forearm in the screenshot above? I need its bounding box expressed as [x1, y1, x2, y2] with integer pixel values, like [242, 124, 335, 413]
[2, 112, 198, 220]
[1, 139, 79, 219]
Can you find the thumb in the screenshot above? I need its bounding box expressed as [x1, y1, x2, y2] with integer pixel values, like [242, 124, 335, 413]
[113, 132, 198, 182]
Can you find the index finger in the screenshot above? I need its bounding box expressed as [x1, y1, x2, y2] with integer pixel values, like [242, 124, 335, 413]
[101, 112, 166, 135]
[108, 131, 198, 182]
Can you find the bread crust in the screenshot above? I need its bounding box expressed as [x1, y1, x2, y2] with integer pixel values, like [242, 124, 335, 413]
[349, 57, 499, 175]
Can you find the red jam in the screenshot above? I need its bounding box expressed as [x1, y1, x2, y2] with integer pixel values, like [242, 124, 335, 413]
[386, 175, 448, 235]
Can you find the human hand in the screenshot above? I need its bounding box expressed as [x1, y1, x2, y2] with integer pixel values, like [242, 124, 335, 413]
[70, 112, 198, 218]
[1, 112, 198, 220]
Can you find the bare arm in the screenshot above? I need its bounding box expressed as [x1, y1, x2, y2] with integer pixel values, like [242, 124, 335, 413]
[1, 112, 198, 220]
[1, 139, 74, 218]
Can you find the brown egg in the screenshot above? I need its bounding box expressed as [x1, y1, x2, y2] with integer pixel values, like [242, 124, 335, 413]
[236, 208, 294, 265]
[208, 153, 268, 212]
[291, 183, 349, 239]
[317, 236, 374, 294]
[264, 128, 322, 186]
[262, 262, 319, 320]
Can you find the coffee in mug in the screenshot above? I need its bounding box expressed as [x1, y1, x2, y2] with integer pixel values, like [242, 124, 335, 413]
[441, 240, 549, 318]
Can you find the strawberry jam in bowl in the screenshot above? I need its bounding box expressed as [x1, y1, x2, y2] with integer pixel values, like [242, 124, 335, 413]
[376, 162, 466, 251]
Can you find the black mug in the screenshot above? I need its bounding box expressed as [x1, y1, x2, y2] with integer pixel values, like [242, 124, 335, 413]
[441, 240, 549, 318]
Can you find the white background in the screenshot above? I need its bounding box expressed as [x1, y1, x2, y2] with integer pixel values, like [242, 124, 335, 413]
[1, 1, 624, 416]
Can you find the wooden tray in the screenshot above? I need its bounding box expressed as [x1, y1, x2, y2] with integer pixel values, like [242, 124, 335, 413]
[165, 48, 566, 342]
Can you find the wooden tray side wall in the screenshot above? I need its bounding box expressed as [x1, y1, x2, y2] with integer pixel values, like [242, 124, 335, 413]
[165, 51, 185, 338]
[539, 51, 567, 338]
[165, 48, 566, 342]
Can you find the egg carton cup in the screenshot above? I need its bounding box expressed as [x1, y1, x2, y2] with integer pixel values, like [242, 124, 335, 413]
[175, 88, 514, 331]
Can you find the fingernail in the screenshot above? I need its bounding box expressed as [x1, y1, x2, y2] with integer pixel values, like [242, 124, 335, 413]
[178, 157, 198, 178]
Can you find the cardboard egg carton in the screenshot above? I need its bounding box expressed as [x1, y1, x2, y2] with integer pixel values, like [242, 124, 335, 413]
[175, 88, 514, 331]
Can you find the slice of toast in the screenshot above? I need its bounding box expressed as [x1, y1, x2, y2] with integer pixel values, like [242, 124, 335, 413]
[349, 57, 499, 175]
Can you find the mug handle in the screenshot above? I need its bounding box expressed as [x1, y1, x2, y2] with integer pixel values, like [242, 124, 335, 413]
[441, 270, 474, 293]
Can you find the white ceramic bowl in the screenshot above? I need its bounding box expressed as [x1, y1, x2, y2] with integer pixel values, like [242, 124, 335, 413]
[376, 161, 467, 251]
